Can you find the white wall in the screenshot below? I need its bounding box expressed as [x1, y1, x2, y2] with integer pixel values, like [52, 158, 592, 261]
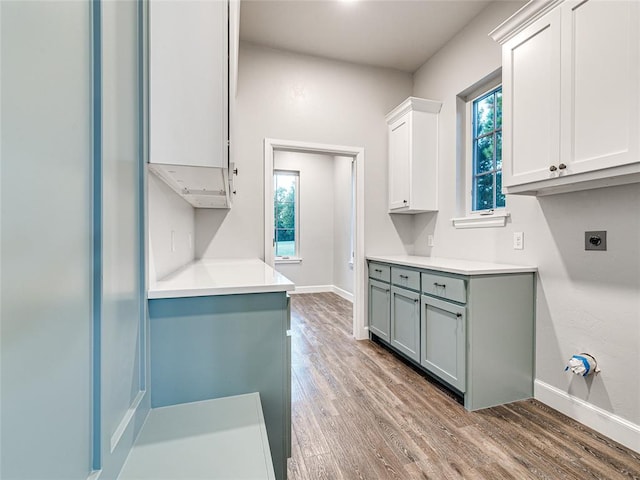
[148, 172, 195, 281]
[333, 156, 354, 294]
[411, 0, 640, 442]
[273, 151, 335, 287]
[195, 42, 413, 260]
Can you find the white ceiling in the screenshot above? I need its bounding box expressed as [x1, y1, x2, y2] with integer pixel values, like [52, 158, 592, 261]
[240, 0, 492, 73]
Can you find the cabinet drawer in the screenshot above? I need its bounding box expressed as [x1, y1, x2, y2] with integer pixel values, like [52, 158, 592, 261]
[421, 272, 466, 304]
[391, 267, 420, 291]
[369, 262, 390, 282]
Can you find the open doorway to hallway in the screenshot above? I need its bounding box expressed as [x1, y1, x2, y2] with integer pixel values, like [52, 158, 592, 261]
[264, 139, 367, 340]
[272, 151, 354, 300]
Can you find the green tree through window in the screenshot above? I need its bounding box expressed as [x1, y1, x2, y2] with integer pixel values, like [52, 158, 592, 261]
[472, 86, 505, 211]
[274, 171, 298, 257]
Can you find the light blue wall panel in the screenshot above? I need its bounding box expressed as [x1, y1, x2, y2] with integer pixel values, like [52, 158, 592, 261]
[98, 0, 149, 478]
[0, 1, 147, 478]
[0, 1, 93, 478]
[149, 292, 289, 480]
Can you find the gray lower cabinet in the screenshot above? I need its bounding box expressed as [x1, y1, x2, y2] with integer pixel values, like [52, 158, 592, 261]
[367, 258, 535, 411]
[390, 286, 420, 362]
[420, 295, 466, 392]
[368, 279, 391, 341]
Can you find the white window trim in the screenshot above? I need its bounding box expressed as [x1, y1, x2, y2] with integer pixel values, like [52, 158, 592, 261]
[274, 169, 300, 261]
[453, 74, 509, 229]
[275, 257, 302, 264]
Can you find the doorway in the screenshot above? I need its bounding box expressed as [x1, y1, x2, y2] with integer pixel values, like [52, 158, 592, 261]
[264, 138, 367, 340]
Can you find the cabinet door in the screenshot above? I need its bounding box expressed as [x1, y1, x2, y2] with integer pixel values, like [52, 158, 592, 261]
[420, 295, 466, 392]
[390, 287, 420, 362]
[502, 8, 561, 187]
[560, 0, 639, 175]
[388, 115, 411, 210]
[149, 0, 228, 168]
[368, 279, 391, 341]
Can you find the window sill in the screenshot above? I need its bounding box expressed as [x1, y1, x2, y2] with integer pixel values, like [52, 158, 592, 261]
[275, 257, 302, 264]
[452, 211, 510, 229]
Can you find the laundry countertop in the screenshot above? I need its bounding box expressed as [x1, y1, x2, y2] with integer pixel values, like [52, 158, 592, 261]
[366, 255, 537, 276]
[148, 258, 295, 299]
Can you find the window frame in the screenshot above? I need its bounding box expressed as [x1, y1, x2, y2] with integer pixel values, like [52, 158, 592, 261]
[464, 82, 506, 217]
[273, 169, 301, 262]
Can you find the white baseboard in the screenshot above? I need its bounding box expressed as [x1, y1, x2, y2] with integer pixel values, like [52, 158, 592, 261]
[290, 285, 333, 294]
[290, 285, 354, 303]
[534, 379, 640, 453]
[331, 286, 354, 303]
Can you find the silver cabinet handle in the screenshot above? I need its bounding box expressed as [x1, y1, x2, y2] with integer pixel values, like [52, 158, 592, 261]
[558, 163, 567, 170]
[549, 165, 558, 172]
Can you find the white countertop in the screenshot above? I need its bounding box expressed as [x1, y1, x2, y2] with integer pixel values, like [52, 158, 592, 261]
[148, 258, 295, 299]
[367, 255, 537, 275]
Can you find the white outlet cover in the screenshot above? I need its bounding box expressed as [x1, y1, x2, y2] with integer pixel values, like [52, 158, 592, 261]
[513, 231, 524, 250]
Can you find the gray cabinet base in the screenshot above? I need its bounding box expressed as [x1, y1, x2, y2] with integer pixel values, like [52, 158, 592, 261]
[148, 292, 290, 480]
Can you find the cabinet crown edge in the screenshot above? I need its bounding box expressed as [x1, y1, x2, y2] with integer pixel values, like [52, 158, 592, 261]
[489, 0, 564, 44]
[386, 96, 442, 124]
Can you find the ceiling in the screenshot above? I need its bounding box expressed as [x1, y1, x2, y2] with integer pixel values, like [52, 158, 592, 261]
[239, 0, 492, 73]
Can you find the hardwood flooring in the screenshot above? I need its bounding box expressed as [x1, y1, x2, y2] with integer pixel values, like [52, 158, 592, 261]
[287, 292, 640, 480]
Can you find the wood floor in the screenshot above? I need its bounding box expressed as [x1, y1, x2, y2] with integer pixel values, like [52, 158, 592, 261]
[287, 292, 640, 480]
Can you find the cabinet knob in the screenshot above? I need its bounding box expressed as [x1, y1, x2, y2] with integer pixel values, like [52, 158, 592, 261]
[558, 163, 567, 170]
[403, 199, 408, 204]
[456, 313, 462, 318]
[549, 165, 558, 172]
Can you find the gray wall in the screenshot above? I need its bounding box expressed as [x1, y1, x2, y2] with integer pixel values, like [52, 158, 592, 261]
[272, 151, 353, 293]
[195, 42, 413, 260]
[274, 151, 335, 287]
[333, 156, 354, 295]
[412, 1, 639, 428]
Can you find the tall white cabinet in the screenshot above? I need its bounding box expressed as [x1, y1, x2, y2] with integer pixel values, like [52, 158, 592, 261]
[148, 0, 236, 208]
[492, 0, 640, 196]
[149, 0, 228, 169]
[386, 97, 442, 213]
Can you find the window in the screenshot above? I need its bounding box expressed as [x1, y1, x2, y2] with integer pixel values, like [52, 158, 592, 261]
[471, 86, 504, 212]
[274, 170, 299, 259]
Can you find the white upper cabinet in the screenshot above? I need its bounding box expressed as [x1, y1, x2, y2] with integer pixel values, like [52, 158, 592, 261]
[386, 97, 442, 213]
[492, 0, 639, 196]
[149, 0, 228, 169]
[501, 8, 562, 188]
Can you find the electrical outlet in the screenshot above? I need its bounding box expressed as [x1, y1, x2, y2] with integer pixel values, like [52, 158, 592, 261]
[585, 231, 606, 251]
[427, 235, 434, 247]
[513, 231, 524, 250]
